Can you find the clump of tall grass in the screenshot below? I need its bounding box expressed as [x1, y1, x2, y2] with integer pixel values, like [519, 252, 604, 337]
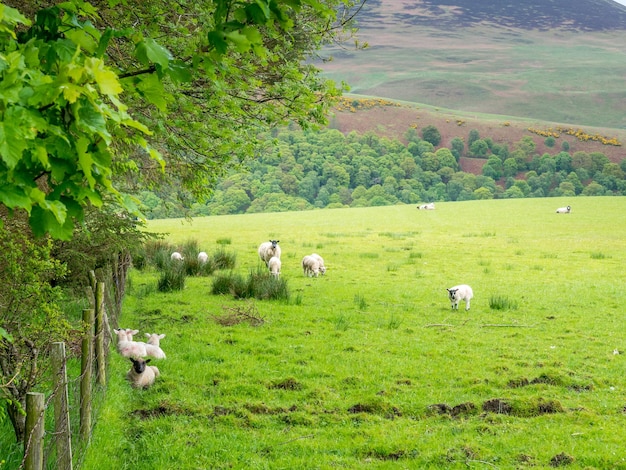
[216, 237, 231, 245]
[211, 268, 289, 301]
[590, 251, 611, 259]
[158, 263, 186, 292]
[354, 294, 368, 310]
[489, 295, 518, 310]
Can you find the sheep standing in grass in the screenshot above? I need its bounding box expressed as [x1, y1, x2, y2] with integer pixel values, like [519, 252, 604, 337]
[198, 251, 209, 264]
[258, 240, 281, 266]
[114, 328, 147, 358]
[268, 256, 281, 277]
[126, 357, 160, 389]
[310, 253, 326, 275]
[447, 285, 474, 311]
[171, 252, 184, 261]
[417, 203, 435, 210]
[556, 205, 571, 213]
[144, 333, 167, 359]
[302, 255, 322, 277]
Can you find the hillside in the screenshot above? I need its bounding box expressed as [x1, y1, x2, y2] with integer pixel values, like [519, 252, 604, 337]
[327, 99, 626, 172]
[319, 0, 626, 128]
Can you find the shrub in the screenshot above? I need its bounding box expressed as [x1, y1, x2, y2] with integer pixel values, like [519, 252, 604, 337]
[213, 249, 237, 270]
[211, 268, 289, 301]
[158, 264, 186, 292]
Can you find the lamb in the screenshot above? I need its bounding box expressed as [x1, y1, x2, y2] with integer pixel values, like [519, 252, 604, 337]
[555, 205, 571, 213]
[417, 203, 435, 210]
[258, 240, 281, 266]
[447, 284, 473, 311]
[310, 253, 326, 275]
[197, 251, 209, 264]
[171, 251, 184, 261]
[302, 255, 322, 277]
[126, 357, 160, 389]
[114, 328, 147, 358]
[268, 256, 281, 277]
[144, 333, 167, 359]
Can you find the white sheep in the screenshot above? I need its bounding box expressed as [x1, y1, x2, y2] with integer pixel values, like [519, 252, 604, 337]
[197, 251, 209, 264]
[144, 333, 167, 359]
[417, 203, 435, 210]
[555, 205, 571, 213]
[447, 284, 473, 311]
[126, 357, 160, 389]
[258, 240, 281, 266]
[114, 328, 148, 358]
[171, 251, 184, 261]
[302, 255, 321, 277]
[310, 253, 326, 275]
[268, 256, 281, 277]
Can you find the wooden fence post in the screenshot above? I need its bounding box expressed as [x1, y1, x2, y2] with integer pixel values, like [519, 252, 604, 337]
[80, 308, 94, 443]
[24, 392, 44, 470]
[95, 282, 106, 386]
[51, 342, 73, 470]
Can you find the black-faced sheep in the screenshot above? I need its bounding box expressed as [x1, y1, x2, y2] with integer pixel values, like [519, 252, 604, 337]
[447, 284, 473, 311]
[258, 240, 281, 266]
[556, 205, 571, 213]
[144, 333, 167, 359]
[268, 256, 281, 277]
[126, 357, 160, 389]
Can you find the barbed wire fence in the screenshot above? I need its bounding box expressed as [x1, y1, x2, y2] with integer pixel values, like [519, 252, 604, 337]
[13, 253, 130, 470]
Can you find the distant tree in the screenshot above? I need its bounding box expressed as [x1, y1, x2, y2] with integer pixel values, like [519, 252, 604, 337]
[421, 125, 442, 146]
[544, 136, 556, 148]
[503, 186, 524, 198]
[435, 148, 458, 170]
[468, 129, 480, 147]
[582, 182, 606, 196]
[474, 186, 494, 199]
[503, 158, 518, 177]
[450, 137, 465, 160]
[514, 136, 537, 157]
[470, 139, 489, 158]
[561, 140, 570, 152]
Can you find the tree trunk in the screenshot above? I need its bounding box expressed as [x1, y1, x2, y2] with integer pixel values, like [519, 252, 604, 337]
[7, 398, 26, 443]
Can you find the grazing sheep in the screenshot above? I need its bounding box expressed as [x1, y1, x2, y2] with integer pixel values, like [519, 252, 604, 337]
[171, 251, 184, 261]
[302, 255, 322, 277]
[310, 253, 326, 275]
[126, 357, 160, 389]
[258, 240, 281, 266]
[144, 333, 167, 359]
[555, 205, 571, 214]
[417, 203, 435, 210]
[114, 328, 147, 358]
[197, 251, 209, 264]
[268, 256, 281, 277]
[447, 285, 474, 311]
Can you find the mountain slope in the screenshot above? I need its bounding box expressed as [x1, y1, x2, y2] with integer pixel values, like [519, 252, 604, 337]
[320, 0, 626, 128]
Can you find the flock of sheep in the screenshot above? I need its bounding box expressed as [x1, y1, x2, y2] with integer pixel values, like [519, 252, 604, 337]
[113, 328, 167, 389]
[257, 240, 326, 278]
[123, 202, 572, 388]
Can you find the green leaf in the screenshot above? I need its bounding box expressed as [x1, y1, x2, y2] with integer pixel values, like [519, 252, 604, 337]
[134, 72, 167, 111]
[86, 57, 122, 96]
[76, 136, 96, 188]
[30, 205, 74, 240]
[0, 184, 32, 211]
[207, 31, 228, 55]
[135, 37, 173, 68]
[76, 98, 110, 142]
[0, 120, 27, 169]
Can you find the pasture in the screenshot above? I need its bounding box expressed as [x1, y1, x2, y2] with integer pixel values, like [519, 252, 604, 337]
[82, 197, 626, 469]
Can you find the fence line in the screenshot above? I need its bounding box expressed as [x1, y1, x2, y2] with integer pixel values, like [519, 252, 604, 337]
[16, 266, 125, 470]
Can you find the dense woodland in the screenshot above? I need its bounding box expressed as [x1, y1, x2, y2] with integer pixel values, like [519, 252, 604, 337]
[137, 125, 626, 218]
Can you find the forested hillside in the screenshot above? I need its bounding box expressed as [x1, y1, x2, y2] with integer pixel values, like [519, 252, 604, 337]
[137, 123, 626, 218]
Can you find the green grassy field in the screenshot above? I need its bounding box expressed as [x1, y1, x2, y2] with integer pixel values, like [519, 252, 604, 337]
[81, 197, 626, 469]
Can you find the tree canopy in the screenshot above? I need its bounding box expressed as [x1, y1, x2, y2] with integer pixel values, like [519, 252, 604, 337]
[0, 0, 363, 239]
